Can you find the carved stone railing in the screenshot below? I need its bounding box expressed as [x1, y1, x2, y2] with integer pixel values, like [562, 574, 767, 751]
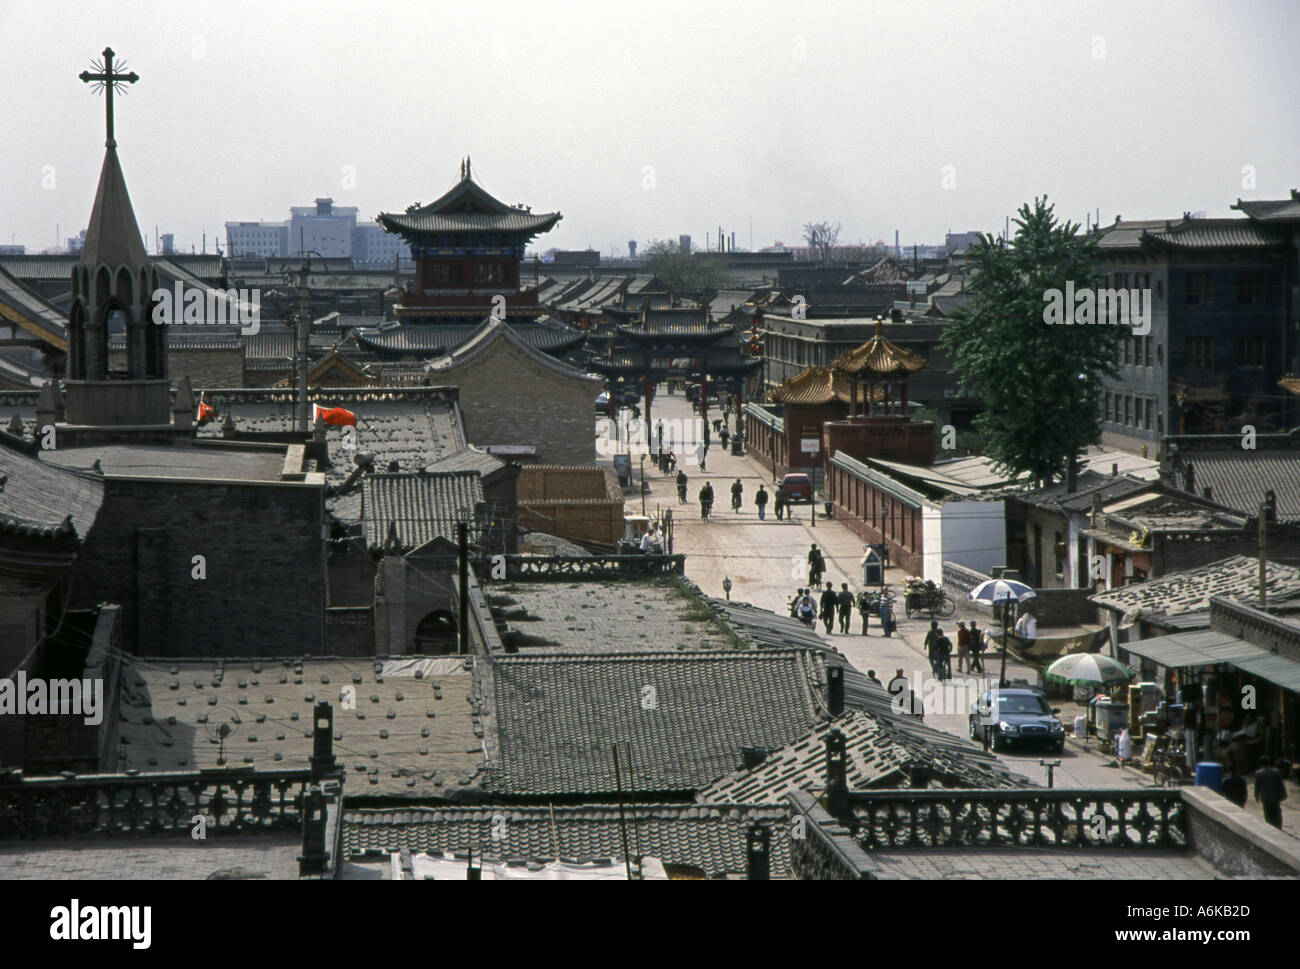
[788, 792, 876, 880]
[0, 769, 316, 839]
[849, 789, 1186, 850]
[502, 554, 685, 580]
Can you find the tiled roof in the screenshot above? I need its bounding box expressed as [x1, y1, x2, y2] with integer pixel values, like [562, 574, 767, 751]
[426, 317, 595, 380]
[1090, 555, 1300, 621]
[1016, 471, 1152, 513]
[696, 710, 1025, 804]
[109, 326, 242, 350]
[483, 579, 739, 654]
[1174, 451, 1300, 522]
[193, 388, 467, 522]
[768, 366, 886, 406]
[485, 650, 825, 796]
[424, 446, 507, 478]
[116, 656, 489, 798]
[0, 444, 103, 541]
[354, 318, 584, 357]
[361, 470, 484, 551]
[1098, 217, 1287, 251]
[591, 347, 758, 375]
[0, 263, 67, 349]
[1233, 194, 1300, 222]
[42, 441, 286, 483]
[830, 323, 926, 377]
[1280, 376, 1300, 396]
[342, 803, 793, 877]
[378, 176, 560, 238]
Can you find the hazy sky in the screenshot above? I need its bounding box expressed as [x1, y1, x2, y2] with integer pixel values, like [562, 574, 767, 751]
[3, 0, 1297, 256]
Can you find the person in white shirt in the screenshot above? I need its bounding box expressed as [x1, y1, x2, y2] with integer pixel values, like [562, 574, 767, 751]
[1014, 609, 1037, 652]
[640, 527, 657, 553]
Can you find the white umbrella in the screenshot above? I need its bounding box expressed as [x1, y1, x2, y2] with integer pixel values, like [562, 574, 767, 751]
[968, 578, 1036, 604]
[968, 579, 1035, 687]
[1045, 652, 1134, 687]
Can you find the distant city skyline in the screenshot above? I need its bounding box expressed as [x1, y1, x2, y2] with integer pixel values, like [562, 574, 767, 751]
[3, 0, 1297, 256]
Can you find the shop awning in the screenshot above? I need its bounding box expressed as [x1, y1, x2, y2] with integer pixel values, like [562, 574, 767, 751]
[1122, 629, 1300, 693]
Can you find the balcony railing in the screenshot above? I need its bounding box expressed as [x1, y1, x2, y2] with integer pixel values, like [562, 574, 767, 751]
[502, 554, 686, 580]
[850, 789, 1186, 850]
[0, 769, 316, 839]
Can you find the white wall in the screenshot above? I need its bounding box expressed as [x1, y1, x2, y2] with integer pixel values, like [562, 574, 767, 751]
[921, 503, 945, 583]
[940, 500, 1006, 578]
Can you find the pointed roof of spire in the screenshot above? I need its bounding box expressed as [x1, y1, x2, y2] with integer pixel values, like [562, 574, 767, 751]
[79, 146, 148, 270]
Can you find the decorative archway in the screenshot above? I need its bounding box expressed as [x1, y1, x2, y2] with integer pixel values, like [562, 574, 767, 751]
[412, 610, 457, 654]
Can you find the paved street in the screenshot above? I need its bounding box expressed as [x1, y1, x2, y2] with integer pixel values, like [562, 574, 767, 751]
[599, 390, 1152, 791]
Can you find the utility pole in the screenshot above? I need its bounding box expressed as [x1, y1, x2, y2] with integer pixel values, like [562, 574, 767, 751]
[1259, 500, 1268, 608]
[296, 252, 311, 433]
[457, 521, 469, 654]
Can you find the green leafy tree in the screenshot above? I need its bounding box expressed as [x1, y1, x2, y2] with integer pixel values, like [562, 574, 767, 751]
[642, 239, 730, 303]
[940, 196, 1119, 484]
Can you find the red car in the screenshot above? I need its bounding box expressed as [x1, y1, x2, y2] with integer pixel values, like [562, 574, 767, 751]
[779, 473, 813, 502]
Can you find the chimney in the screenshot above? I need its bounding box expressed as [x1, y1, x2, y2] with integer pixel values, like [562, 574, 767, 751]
[1112, 463, 1119, 476]
[746, 823, 771, 881]
[740, 747, 766, 770]
[309, 701, 337, 781]
[1066, 454, 1079, 494]
[827, 665, 845, 715]
[825, 729, 849, 818]
[908, 762, 931, 788]
[297, 786, 330, 876]
[1091, 493, 1103, 526]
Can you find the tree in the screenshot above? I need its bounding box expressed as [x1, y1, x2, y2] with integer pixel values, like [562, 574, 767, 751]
[642, 239, 730, 303]
[939, 196, 1119, 484]
[803, 221, 841, 265]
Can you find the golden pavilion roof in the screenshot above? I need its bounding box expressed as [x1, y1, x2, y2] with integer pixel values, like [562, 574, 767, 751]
[830, 320, 925, 377]
[768, 367, 887, 406]
[1279, 375, 1300, 397]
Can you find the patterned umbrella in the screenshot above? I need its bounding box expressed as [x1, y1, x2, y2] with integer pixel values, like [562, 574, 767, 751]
[968, 578, 1036, 605]
[1044, 652, 1135, 687]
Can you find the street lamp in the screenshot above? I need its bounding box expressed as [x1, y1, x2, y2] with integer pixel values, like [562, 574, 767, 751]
[723, 576, 732, 601]
[640, 454, 646, 516]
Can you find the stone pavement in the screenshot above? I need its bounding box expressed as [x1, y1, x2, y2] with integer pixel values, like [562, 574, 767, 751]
[0, 836, 303, 879]
[597, 390, 1151, 792]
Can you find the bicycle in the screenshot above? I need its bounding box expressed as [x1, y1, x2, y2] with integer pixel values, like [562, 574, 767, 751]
[700, 500, 712, 521]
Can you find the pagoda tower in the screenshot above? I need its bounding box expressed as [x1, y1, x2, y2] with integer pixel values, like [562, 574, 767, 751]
[377, 159, 561, 321]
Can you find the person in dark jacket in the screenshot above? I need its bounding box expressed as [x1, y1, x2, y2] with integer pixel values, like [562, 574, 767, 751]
[856, 590, 872, 634]
[968, 620, 985, 673]
[1255, 756, 1288, 828]
[675, 469, 688, 504]
[1220, 768, 1248, 808]
[808, 544, 825, 587]
[819, 582, 837, 634]
[755, 484, 769, 520]
[836, 583, 854, 633]
[773, 489, 785, 521]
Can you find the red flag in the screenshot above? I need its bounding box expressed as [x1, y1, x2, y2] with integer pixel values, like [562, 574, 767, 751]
[314, 405, 357, 427]
[197, 400, 216, 423]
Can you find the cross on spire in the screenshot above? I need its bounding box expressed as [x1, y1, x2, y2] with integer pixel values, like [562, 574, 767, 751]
[80, 47, 138, 149]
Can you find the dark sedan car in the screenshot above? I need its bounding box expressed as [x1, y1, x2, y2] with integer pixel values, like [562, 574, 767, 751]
[969, 688, 1065, 753]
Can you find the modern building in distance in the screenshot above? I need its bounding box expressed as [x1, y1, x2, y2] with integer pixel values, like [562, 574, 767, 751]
[226, 197, 412, 264]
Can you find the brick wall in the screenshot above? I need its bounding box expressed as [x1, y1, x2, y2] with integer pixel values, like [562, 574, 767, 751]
[1027, 587, 1101, 627]
[70, 477, 326, 655]
[517, 465, 624, 547]
[326, 606, 374, 655]
[109, 348, 244, 389]
[440, 335, 600, 466]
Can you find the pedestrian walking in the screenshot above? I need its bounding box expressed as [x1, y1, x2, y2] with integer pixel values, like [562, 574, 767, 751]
[808, 544, 825, 587]
[925, 622, 947, 679]
[866, 669, 882, 687]
[1254, 756, 1288, 829]
[937, 633, 952, 681]
[730, 478, 743, 513]
[720, 427, 730, 451]
[819, 582, 837, 634]
[968, 620, 984, 673]
[878, 595, 894, 637]
[837, 583, 854, 633]
[956, 621, 971, 673]
[856, 589, 872, 635]
[773, 489, 785, 521]
[755, 484, 769, 520]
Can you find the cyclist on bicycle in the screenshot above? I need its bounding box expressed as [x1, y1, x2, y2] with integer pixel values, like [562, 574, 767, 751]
[698, 481, 714, 520]
[730, 478, 743, 512]
[675, 469, 688, 504]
